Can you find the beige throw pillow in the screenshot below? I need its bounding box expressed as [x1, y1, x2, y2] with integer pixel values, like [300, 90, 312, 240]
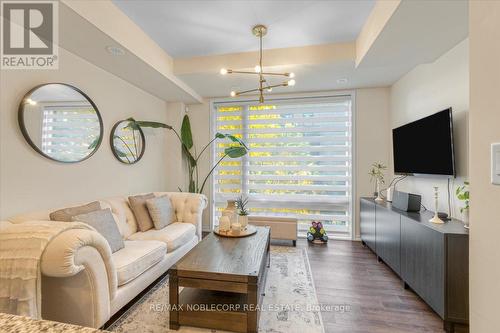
[50, 201, 101, 222]
[146, 196, 175, 230]
[72, 208, 125, 253]
[128, 193, 155, 232]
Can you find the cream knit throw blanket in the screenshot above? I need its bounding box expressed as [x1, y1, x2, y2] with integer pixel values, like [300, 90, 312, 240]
[0, 221, 94, 319]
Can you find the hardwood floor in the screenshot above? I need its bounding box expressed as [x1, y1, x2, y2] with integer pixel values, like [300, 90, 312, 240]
[288, 238, 468, 333]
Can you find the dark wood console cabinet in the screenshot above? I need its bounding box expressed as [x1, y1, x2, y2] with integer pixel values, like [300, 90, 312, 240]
[360, 197, 469, 332]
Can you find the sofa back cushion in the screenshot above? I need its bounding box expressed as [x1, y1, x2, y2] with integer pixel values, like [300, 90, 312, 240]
[99, 197, 137, 239]
[128, 193, 155, 232]
[72, 208, 125, 253]
[146, 196, 174, 229]
[155, 192, 205, 225]
[49, 201, 101, 222]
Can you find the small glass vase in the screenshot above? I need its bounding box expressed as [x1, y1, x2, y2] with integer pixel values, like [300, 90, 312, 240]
[223, 199, 238, 224]
[375, 179, 384, 202]
[463, 208, 469, 229]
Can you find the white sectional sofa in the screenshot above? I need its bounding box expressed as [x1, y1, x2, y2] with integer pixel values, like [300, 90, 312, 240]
[5, 192, 207, 328]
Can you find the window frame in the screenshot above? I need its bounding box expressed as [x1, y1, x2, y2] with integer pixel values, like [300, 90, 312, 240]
[209, 90, 356, 240]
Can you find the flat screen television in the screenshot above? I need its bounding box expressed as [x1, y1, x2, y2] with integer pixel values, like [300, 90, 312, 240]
[392, 108, 455, 176]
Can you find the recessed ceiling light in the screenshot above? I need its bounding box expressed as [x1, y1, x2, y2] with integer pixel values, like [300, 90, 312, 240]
[106, 45, 125, 56]
[337, 78, 348, 84]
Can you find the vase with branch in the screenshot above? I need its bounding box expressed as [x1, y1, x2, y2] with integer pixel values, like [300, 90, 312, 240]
[125, 115, 248, 194]
[456, 181, 469, 228]
[369, 162, 386, 202]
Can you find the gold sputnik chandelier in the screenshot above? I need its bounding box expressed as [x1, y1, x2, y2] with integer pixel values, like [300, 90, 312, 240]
[219, 25, 295, 103]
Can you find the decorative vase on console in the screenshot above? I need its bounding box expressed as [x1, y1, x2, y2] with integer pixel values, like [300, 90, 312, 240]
[369, 162, 386, 203]
[375, 179, 384, 202]
[463, 208, 469, 229]
[456, 181, 470, 229]
[236, 195, 249, 230]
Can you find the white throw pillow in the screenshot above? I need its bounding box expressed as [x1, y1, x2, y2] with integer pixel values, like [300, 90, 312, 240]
[72, 208, 125, 253]
[146, 196, 175, 230]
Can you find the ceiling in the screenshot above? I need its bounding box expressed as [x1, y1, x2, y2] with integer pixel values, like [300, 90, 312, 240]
[67, 0, 468, 101]
[177, 60, 410, 98]
[57, 1, 202, 103]
[173, 0, 469, 98]
[112, 0, 375, 58]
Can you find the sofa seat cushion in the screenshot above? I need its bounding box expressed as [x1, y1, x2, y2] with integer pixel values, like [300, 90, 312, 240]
[112, 240, 166, 286]
[127, 222, 196, 252]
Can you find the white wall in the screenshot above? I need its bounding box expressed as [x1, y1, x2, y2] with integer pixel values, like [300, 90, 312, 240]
[469, 2, 500, 331]
[165, 102, 188, 192]
[388, 38, 469, 219]
[187, 89, 391, 236]
[186, 101, 212, 230]
[355, 88, 391, 238]
[0, 47, 173, 218]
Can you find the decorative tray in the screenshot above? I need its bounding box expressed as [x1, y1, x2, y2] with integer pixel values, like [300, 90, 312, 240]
[213, 224, 257, 238]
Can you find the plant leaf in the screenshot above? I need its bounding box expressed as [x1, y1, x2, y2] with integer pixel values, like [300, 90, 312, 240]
[181, 115, 193, 149]
[125, 118, 173, 130]
[124, 118, 140, 131]
[215, 132, 249, 150]
[88, 137, 100, 150]
[188, 179, 196, 193]
[225, 146, 247, 158]
[182, 145, 196, 167]
[115, 147, 128, 158]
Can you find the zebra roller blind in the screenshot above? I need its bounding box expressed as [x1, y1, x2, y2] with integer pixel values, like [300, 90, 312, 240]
[41, 103, 101, 162]
[213, 95, 353, 236]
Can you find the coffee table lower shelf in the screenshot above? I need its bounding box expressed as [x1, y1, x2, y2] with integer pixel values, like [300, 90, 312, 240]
[172, 288, 251, 333]
[169, 227, 270, 333]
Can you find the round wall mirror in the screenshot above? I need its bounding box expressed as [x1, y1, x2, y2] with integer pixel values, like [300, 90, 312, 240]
[18, 83, 103, 163]
[110, 120, 145, 164]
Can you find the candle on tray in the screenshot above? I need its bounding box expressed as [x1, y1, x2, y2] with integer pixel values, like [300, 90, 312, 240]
[219, 216, 231, 232]
[231, 222, 241, 235]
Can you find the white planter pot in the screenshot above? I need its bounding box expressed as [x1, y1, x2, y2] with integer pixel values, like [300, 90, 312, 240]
[238, 215, 248, 229]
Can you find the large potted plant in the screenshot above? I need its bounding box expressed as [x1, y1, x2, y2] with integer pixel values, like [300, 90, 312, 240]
[125, 115, 248, 193]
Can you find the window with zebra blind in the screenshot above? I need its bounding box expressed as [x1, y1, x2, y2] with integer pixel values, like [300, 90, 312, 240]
[212, 94, 353, 237]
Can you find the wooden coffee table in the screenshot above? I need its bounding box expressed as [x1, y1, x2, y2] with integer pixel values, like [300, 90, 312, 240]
[169, 226, 270, 333]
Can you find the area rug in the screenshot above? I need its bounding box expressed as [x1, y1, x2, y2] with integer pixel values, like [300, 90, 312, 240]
[108, 246, 325, 333]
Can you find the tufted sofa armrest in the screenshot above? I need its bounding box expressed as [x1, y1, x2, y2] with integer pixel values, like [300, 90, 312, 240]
[155, 192, 208, 240]
[41, 228, 117, 299]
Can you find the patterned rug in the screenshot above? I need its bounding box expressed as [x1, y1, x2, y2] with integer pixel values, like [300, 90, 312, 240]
[108, 246, 324, 333]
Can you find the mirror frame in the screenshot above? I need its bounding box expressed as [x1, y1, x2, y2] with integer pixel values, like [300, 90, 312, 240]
[110, 120, 146, 164]
[18, 83, 104, 163]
